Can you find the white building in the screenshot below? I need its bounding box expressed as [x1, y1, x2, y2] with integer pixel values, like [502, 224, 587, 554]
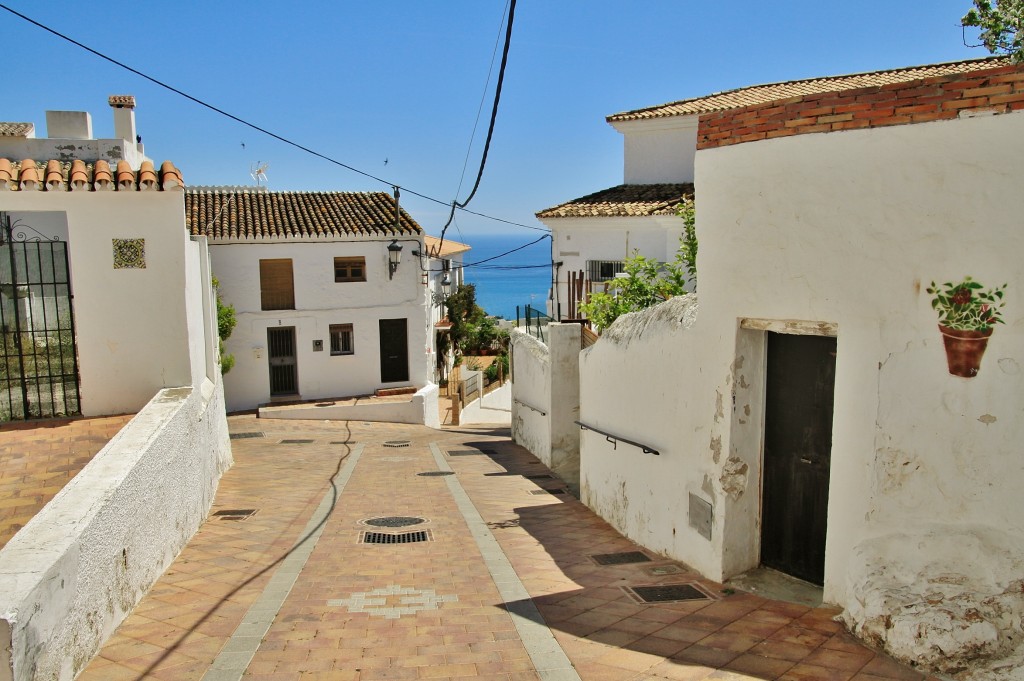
[422, 234, 470, 383]
[0, 97, 231, 680]
[187, 187, 448, 413]
[569, 56, 1024, 675]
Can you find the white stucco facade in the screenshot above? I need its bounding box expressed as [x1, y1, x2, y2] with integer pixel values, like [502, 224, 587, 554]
[610, 115, 699, 184]
[212, 236, 432, 412]
[577, 109, 1024, 673]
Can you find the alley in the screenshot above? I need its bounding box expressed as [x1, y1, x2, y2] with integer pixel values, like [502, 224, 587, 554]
[80, 416, 932, 681]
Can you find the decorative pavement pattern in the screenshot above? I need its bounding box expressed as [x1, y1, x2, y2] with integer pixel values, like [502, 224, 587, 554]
[78, 415, 941, 680]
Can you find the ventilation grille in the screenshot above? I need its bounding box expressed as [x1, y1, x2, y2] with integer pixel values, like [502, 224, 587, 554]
[280, 439, 313, 444]
[213, 509, 258, 521]
[448, 450, 483, 456]
[229, 432, 264, 440]
[624, 583, 713, 604]
[361, 530, 431, 544]
[591, 551, 652, 566]
[417, 471, 455, 477]
[383, 440, 411, 448]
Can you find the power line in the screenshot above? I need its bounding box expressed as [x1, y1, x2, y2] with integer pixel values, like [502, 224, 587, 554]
[0, 2, 545, 235]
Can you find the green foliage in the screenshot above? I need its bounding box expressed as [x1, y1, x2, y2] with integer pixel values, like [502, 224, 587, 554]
[579, 230, 694, 332]
[212, 276, 237, 374]
[485, 353, 509, 383]
[962, 0, 1024, 62]
[676, 198, 698, 290]
[445, 283, 507, 356]
[926, 276, 1008, 331]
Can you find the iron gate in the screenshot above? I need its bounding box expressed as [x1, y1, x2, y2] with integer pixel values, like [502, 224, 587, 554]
[0, 213, 81, 420]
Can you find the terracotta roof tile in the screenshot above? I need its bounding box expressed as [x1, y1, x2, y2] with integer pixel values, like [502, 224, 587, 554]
[185, 189, 424, 240]
[423, 235, 471, 258]
[0, 158, 184, 192]
[0, 122, 34, 137]
[536, 184, 694, 219]
[608, 56, 1012, 122]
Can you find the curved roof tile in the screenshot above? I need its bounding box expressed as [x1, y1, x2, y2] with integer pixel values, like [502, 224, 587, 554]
[536, 184, 694, 219]
[0, 159, 183, 192]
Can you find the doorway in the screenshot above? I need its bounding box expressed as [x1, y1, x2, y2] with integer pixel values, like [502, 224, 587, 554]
[378, 318, 409, 383]
[267, 327, 298, 397]
[760, 332, 836, 585]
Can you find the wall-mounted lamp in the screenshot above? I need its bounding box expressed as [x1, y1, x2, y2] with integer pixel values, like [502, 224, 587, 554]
[387, 239, 403, 279]
[441, 273, 451, 297]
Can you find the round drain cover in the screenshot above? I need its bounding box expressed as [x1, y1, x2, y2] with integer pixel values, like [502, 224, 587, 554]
[417, 471, 455, 477]
[383, 440, 411, 448]
[363, 516, 426, 528]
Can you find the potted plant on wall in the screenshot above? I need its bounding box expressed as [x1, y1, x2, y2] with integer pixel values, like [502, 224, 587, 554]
[926, 276, 1007, 378]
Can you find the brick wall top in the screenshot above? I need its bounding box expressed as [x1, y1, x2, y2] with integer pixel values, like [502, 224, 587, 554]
[696, 64, 1024, 150]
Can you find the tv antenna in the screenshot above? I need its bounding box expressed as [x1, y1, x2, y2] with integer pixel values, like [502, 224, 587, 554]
[250, 161, 269, 186]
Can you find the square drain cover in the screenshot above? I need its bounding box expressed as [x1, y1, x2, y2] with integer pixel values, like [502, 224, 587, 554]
[229, 432, 264, 440]
[624, 583, 712, 604]
[361, 530, 431, 544]
[531, 489, 567, 495]
[280, 439, 314, 444]
[448, 450, 484, 456]
[591, 551, 652, 566]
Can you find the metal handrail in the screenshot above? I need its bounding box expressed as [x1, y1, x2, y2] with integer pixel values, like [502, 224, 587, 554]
[513, 398, 547, 417]
[574, 421, 660, 456]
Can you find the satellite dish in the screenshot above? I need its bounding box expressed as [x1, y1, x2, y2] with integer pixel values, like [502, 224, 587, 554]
[250, 161, 269, 186]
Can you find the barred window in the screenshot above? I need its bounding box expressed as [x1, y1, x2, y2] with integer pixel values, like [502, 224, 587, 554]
[330, 324, 354, 355]
[586, 260, 624, 282]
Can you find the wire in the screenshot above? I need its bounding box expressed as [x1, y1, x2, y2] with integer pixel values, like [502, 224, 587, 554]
[0, 2, 544, 234]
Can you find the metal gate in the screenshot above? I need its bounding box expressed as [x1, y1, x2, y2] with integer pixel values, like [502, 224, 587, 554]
[0, 213, 81, 420]
[267, 326, 298, 396]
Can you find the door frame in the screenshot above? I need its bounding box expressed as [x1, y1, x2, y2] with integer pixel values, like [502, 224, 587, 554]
[724, 318, 839, 582]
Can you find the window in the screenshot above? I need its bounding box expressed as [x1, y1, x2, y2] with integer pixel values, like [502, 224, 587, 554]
[260, 258, 294, 310]
[334, 256, 366, 282]
[330, 324, 354, 355]
[586, 260, 625, 282]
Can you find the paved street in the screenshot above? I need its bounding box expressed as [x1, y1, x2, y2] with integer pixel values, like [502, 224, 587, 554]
[80, 416, 933, 681]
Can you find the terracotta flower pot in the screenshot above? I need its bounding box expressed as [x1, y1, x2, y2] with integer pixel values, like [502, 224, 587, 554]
[938, 324, 993, 378]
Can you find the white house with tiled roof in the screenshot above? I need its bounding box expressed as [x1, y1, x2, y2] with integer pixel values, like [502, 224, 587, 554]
[569, 56, 1024, 675]
[187, 187, 449, 418]
[0, 97, 231, 681]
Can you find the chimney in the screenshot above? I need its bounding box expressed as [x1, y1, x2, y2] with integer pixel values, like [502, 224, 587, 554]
[45, 111, 93, 139]
[108, 95, 137, 143]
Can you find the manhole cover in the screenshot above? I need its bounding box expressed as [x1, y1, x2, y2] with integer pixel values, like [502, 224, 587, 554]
[525, 474, 553, 480]
[361, 530, 431, 544]
[383, 441, 410, 448]
[531, 489, 567, 495]
[213, 509, 258, 520]
[229, 432, 264, 440]
[363, 516, 426, 528]
[591, 551, 652, 566]
[280, 439, 313, 444]
[624, 583, 712, 604]
[448, 450, 483, 456]
[417, 471, 455, 477]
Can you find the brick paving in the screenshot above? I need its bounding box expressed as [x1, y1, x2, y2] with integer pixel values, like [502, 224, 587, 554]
[0, 413, 134, 549]
[79, 416, 936, 680]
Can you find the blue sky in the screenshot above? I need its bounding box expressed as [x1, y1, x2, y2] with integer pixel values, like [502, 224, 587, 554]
[0, 2, 988, 240]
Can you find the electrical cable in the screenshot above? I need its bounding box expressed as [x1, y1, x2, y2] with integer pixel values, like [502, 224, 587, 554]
[0, 2, 544, 235]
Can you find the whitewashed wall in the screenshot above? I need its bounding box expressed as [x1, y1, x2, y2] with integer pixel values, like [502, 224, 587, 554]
[210, 238, 430, 412]
[579, 111, 1024, 613]
[4, 193, 205, 416]
[510, 329, 551, 463]
[0, 380, 232, 681]
[610, 116, 699, 184]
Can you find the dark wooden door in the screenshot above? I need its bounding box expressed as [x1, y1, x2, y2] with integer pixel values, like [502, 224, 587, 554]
[378, 318, 409, 383]
[761, 332, 836, 585]
[267, 327, 298, 396]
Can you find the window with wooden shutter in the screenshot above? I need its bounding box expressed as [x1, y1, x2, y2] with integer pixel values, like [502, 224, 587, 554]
[260, 258, 294, 310]
[334, 256, 366, 283]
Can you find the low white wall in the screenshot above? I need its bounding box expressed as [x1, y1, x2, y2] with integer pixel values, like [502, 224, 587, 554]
[259, 383, 440, 428]
[459, 382, 511, 426]
[511, 329, 551, 463]
[0, 380, 232, 681]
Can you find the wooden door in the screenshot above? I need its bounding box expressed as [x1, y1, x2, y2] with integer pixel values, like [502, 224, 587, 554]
[378, 318, 409, 383]
[267, 327, 298, 396]
[761, 332, 836, 585]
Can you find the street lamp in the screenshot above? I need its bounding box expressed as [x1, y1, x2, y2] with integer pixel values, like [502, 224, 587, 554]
[387, 239, 403, 279]
[441, 273, 451, 297]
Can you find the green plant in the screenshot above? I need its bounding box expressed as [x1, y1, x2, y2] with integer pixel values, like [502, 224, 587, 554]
[484, 353, 509, 383]
[926, 276, 1007, 331]
[213, 276, 237, 374]
[675, 197, 698, 291]
[579, 247, 691, 332]
[962, 0, 1024, 63]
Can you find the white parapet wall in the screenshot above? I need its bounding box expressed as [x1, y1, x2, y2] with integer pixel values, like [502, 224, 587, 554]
[258, 383, 440, 429]
[510, 329, 552, 464]
[0, 380, 232, 681]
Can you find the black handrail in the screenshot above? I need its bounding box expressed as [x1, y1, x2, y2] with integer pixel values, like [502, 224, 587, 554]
[574, 421, 660, 456]
[513, 398, 547, 417]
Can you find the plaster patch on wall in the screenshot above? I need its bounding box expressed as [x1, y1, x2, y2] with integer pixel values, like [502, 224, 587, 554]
[719, 457, 748, 500]
[112, 238, 145, 269]
[714, 391, 724, 422]
[873, 448, 922, 494]
[701, 474, 714, 497]
[710, 435, 722, 464]
[977, 414, 997, 425]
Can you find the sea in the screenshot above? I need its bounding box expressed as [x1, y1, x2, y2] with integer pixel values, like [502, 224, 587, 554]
[456, 232, 551, 321]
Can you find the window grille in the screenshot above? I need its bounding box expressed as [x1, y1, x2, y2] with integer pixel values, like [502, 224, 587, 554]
[586, 260, 625, 282]
[334, 257, 366, 282]
[330, 324, 354, 355]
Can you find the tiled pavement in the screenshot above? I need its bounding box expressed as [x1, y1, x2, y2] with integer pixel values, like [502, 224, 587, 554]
[80, 416, 935, 681]
[0, 413, 134, 549]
